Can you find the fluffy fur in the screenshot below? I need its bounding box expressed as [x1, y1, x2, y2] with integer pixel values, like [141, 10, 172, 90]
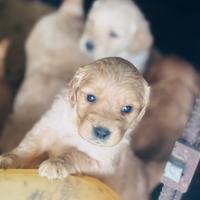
[132, 57, 199, 161]
[0, 57, 152, 200]
[0, 39, 12, 134]
[79, 0, 153, 74]
[0, 0, 90, 152]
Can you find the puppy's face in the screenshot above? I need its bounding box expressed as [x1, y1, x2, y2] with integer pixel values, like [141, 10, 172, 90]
[68, 57, 150, 147]
[80, 0, 153, 61]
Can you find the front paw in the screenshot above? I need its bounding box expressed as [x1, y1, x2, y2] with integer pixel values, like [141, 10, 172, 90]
[39, 157, 69, 181]
[0, 153, 21, 169]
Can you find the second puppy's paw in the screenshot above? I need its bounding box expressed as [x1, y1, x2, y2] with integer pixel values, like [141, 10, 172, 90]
[39, 157, 69, 181]
[0, 153, 21, 169]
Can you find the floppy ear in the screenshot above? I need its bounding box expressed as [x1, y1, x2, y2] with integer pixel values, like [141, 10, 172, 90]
[135, 81, 150, 126]
[68, 65, 92, 108]
[129, 24, 153, 54]
[68, 67, 83, 108]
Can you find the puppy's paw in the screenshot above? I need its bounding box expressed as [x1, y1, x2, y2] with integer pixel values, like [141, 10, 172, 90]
[39, 157, 69, 181]
[0, 153, 21, 169]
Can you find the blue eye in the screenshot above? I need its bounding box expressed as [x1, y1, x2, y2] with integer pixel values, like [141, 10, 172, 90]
[122, 106, 133, 114]
[110, 32, 118, 38]
[86, 94, 97, 102]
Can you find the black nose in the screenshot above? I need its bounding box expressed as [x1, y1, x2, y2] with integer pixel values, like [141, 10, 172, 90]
[86, 41, 94, 51]
[93, 127, 111, 139]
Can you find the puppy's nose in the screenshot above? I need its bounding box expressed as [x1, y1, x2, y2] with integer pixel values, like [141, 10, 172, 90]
[93, 127, 111, 139]
[86, 41, 94, 51]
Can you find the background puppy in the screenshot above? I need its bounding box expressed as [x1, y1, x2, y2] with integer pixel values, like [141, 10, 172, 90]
[0, 57, 151, 200]
[0, 40, 12, 134]
[132, 57, 199, 161]
[80, 0, 153, 74]
[0, 0, 90, 153]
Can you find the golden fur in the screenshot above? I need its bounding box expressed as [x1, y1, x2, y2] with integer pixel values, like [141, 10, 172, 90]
[0, 57, 152, 200]
[132, 57, 199, 161]
[0, 0, 90, 152]
[79, 0, 153, 74]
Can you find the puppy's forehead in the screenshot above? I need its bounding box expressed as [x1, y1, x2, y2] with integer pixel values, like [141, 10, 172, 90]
[81, 57, 142, 81]
[89, 5, 130, 26]
[79, 58, 145, 105]
[90, 0, 144, 23]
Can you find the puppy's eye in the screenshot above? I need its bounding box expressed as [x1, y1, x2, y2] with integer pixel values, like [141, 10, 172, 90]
[86, 94, 97, 103]
[121, 106, 133, 114]
[110, 32, 118, 38]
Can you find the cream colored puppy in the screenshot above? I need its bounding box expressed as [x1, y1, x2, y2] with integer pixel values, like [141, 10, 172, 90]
[0, 0, 90, 153]
[0, 57, 150, 200]
[80, 0, 153, 74]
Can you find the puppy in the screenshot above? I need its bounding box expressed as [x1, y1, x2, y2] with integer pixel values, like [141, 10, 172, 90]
[0, 0, 90, 153]
[80, 0, 153, 74]
[0, 39, 12, 134]
[0, 57, 151, 200]
[132, 57, 199, 161]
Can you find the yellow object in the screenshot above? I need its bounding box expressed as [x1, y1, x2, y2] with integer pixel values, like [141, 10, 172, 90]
[0, 169, 121, 200]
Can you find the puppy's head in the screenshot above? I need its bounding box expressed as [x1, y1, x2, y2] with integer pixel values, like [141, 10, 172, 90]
[68, 57, 150, 147]
[80, 0, 153, 62]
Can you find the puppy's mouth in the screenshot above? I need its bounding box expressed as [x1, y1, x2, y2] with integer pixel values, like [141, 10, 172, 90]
[78, 125, 118, 147]
[88, 139, 108, 147]
[78, 130, 109, 147]
[83, 126, 112, 147]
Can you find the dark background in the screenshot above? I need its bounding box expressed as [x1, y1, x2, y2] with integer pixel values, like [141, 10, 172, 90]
[40, 0, 200, 72]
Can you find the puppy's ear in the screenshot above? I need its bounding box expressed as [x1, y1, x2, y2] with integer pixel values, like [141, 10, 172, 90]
[68, 68, 83, 108]
[129, 23, 153, 54]
[68, 65, 91, 108]
[135, 81, 150, 126]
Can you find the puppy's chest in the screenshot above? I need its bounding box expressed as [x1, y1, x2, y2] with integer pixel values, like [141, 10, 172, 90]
[48, 128, 79, 157]
[47, 122, 79, 157]
[49, 130, 120, 166]
[48, 136, 75, 157]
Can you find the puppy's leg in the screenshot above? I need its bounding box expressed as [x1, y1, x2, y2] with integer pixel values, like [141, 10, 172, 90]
[39, 151, 100, 181]
[0, 123, 53, 169]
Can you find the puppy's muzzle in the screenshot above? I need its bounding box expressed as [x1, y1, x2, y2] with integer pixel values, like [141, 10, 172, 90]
[93, 126, 111, 140]
[86, 41, 95, 51]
